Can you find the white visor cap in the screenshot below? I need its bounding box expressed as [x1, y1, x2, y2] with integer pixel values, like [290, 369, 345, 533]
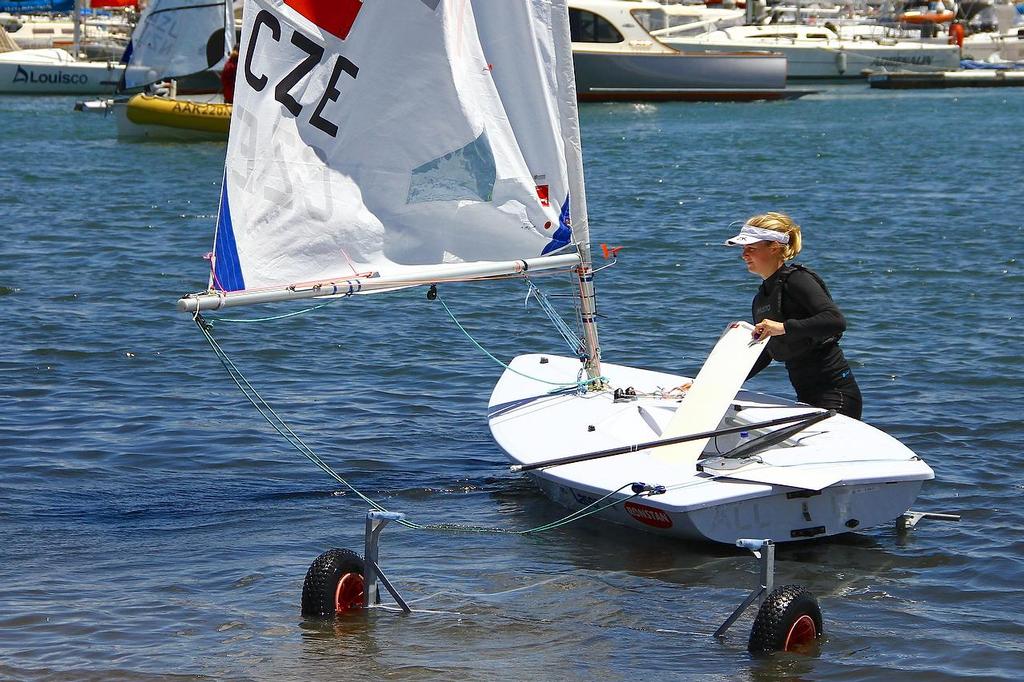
[725, 223, 791, 246]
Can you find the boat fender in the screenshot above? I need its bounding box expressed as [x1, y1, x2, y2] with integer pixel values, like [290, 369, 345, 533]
[301, 548, 366, 617]
[748, 584, 823, 654]
[948, 21, 964, 49]
[835, 51, 848, 75]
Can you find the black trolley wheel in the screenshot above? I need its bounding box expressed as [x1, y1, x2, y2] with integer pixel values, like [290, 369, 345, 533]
[748, 584, 823, 654]
[301, 548, 366, 617]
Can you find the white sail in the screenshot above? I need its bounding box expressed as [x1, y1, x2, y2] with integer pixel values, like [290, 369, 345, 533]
[123, 0, 235, 89]
[205, 0, 588, 301]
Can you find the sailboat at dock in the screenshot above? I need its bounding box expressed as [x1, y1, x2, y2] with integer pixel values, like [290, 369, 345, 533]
[178, 0, 933, 546]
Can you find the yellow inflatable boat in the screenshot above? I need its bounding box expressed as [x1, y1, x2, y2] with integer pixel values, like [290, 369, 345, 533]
[119, 94, 231, 140]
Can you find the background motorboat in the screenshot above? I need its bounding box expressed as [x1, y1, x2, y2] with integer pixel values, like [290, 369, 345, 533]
[0, 10, 131, 60]
[660, 20, 961, 78]
[568, 0, 799, 100]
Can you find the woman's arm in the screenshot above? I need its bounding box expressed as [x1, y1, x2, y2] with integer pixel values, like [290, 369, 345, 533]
[783, 270, 846, 340]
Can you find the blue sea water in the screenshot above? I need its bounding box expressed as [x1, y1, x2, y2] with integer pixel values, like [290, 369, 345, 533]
[1, 85, 1023, 681]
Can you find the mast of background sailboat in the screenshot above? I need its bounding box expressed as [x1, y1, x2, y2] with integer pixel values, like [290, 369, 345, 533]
[72, 0, 80, 58]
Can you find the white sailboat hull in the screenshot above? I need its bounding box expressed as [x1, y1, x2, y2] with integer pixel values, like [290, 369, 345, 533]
[663, 39, 961, 79]
[489, 354, 933, 544]
[533, 475, 925, 544]
[0, 49, 123, 94]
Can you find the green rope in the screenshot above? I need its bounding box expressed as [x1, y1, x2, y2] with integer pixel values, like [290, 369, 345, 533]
[523, 279, 584, 358]
[208, 295, 344, 323]
[194, 315, 646, 536]
[435, 294, 604, 391]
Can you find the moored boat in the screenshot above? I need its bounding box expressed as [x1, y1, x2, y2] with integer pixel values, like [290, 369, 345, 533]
[116, 92, 229, 140]
[661, 21, 962, 78]
[0, 46, 122, 93]
[568, 0, 799, 101]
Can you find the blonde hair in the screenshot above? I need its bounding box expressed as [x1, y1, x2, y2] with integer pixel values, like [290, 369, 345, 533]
[746, 212, 802, 261]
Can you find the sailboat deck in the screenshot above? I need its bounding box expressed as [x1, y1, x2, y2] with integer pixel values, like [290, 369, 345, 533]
[488, 354, 932, 513]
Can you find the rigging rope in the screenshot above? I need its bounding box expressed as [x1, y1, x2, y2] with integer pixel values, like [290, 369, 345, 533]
[192, 313, 642, 536]
[523, 278, 585, 359]
[434, 292, 604, 392]
[210, 295, 344, 323]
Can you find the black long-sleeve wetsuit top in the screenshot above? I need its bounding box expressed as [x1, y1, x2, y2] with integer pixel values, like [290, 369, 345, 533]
[748, 264, 852, 397]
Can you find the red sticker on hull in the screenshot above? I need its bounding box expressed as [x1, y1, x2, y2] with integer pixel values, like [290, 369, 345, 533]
[624, 501, 673, 529]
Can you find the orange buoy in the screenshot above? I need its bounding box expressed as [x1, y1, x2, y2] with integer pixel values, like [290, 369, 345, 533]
[899, 10, 956, 24]
[949, 21, 965, 48]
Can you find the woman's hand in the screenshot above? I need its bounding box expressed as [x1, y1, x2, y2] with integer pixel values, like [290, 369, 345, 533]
[753, 319, 785, 340]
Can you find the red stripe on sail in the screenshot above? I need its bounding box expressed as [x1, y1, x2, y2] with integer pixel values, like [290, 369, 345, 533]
[283, 0, 363, 40]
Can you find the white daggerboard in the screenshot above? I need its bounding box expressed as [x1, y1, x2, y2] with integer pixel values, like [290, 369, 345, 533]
[653, 321, 768, 466]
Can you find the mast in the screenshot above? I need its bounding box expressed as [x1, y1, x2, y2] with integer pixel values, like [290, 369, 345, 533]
[72, 0, 81, 59]
[576, 238, 602, 385]
[552, 2, 602, 384]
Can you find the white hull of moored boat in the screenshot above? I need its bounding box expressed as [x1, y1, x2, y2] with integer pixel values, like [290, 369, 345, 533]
[566, 0, 795, 101]
[489, 354, 934, 544]
[665, 41, 961, 78]
[661, 24, 961, 78]
[0, 49, 123, 94]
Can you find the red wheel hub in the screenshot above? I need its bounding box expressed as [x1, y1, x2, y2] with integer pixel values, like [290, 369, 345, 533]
[783, 614, 818, 651]
[334, 572, 365, 614]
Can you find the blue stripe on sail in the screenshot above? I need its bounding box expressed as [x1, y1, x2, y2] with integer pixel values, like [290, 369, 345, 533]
[213, 182, 245, 292]
[542, 193, 573, 255]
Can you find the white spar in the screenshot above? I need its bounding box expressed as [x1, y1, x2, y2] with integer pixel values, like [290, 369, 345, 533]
[177, 252, 582, 312]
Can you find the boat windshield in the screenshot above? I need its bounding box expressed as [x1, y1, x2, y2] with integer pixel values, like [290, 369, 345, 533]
[568, 7, 623, 43]
[630, 8, 671, 33]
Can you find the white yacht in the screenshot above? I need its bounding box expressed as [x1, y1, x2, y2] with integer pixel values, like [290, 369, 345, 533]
[0, 12, 128, 60]
[660, 19, 961, 78]
[959, 1, 1024, 63]
[0, 34, 123, 95]
[962, 28, 1024, 62]
[0, 48, 124, 94]
[568, 0, 798, 100]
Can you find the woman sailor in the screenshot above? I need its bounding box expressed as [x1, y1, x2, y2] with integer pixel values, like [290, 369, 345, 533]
[726, 212, 863, 419]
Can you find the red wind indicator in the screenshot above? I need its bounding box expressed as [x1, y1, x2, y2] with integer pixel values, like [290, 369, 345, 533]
[601, 243, 623, 259]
